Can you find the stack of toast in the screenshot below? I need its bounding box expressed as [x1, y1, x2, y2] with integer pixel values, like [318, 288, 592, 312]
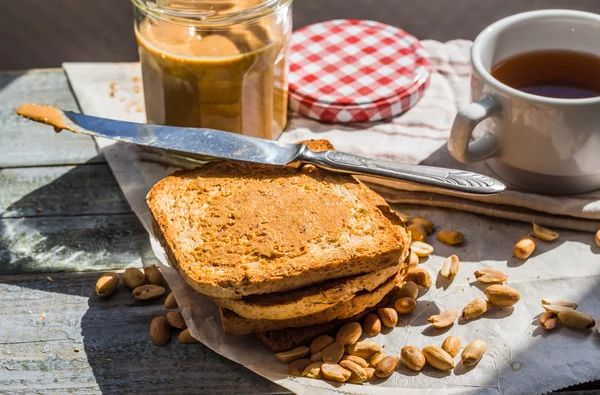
[147, 140, 411, 351]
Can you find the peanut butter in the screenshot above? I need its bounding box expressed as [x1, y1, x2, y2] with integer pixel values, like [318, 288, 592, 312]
[135, 4, 289, 140]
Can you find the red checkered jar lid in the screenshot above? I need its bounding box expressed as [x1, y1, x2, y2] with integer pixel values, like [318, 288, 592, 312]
[288, 20, 431, 123]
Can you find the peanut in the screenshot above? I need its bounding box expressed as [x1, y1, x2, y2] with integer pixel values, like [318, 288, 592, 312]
[393, 297, 417, 315]
[144, 264, 164, 286]
[596, 230, 600, 247]
[340, 360, 368, 383]
[514, 236, 535, 259]
[484, 284, 520, 307]
[405, 267, 432, 288]
[462, 298, 490, 321]
[132, 284, 165, 301]
[410, 241, 434, 257]
[369, 352, 388, 368]
[543, 304, 577, 313]
[322, 342, 345, 363]
[440, 255, 460, 280]
[462, 340, 486, 367]
[422, 346, 454, 371]
[309, 335, 334, 354]
[341, 355, 368, 368]
[437, 230, 464, 246]
[336, 322, 362, 346]
[541, 299, 578, 309]
[288, 359, 312, 376]
[95, 272, 119, 297]
[275, 346, 310, 363]
[441, 336, 461, 357]
[164, 292, 178, 309]
[474, 268, 507, 283]
[150, 316, 170, 346]
[310, 352, 323, 362]
[321, 362, 351, 382]
[365, 367, 376, 381]
[362, 313, 382, 337]
[122, 268, 145, 289]
[377, 307, 398, 328]
[302, 361, 323, 379]
[391, 281, 419, 300]
[166, 311, 187, 329]
[401, 346, 425, 371]
[557, 310, 595, 329]
[375, 356, 399, 378]
[408, 251, 420, 268]
[345, 341, 381, 359]
[540, 312, 558, 330]
[407, 223, 427, 242]
[532, 223, 559, 241]
[428, 309, 458, 329]
[411, 217, 435, 234]
[178, 328, 199, 344]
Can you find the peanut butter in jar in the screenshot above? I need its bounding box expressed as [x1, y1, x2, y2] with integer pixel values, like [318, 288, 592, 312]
[132, 0, 292, 140]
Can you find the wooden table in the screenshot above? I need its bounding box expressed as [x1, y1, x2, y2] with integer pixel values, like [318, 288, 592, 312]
[0, 69, 596, 394]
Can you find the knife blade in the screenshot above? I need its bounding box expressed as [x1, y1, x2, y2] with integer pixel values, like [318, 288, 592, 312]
[16, 104, 505, 195]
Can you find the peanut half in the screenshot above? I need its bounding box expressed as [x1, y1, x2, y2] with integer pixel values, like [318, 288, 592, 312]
[275, 346, 310, 363]
[411, 217, 435, 234]
[377, 307, 398, 328]
[405, 267, 432, 288]
[461, 340, 486, 367]
[410, 241, 434, 258]
[557, 310, 596, 329]
[362, 313, 382, 337]
[310, 352, 323, 362]
[96, 272, 119, 298]
[422, 346, 454, 371]
[440, 255, 460, 280]
[346, 341, 382, 359]
[391, 281, 419, 300]
[541, 299, 578, 309]
[309, 335, 334, 354]
[336, 322, 362, 346]
[540, 312, 558, 330]
[288, 359, 312, 376]
[322, 342, 345, 363]
[302, 361, 324, 379]
[484, 285, 520, 307]
[321, 362, 351, 382]
[407, 223, 427, 242]
[394, 297, 417, 315]
[375, 356, 399, 378]
[437, 230, 464, 246]
[543, 304, 577, 313]
[532, 223, 559, 241]
[401, 346, 425, 371]
[514, 236, 535, 259]
[595, 230, 600, 247]
[408, 251, 420, 268]
[340, 360, 368, 383]
[428, 309, 459, 329]
[474, 268, 508, 284]
[441, 336, 461, 357]
[369, 352, 388, 368]
[462, 299, 490, 321]
[341, 355, 368, 368]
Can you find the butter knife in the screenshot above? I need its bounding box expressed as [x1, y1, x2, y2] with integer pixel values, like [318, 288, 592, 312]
[16, 104, 505, 195]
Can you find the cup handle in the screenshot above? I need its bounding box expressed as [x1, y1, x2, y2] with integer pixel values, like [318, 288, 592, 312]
[449, 94, 502, 163]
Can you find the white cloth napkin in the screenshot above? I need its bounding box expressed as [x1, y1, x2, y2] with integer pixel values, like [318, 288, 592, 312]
[63, 39, 600, 395]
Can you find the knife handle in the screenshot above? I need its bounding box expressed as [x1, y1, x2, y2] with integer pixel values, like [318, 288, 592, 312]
[297, 148, 505, 195]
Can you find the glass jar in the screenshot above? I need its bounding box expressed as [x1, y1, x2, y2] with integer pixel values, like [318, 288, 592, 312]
[132, 0, 292, 140]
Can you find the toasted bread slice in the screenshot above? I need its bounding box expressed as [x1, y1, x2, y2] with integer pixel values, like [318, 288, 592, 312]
[255, 294, 392, 352]
[219, 271, 401, 336]
[147, 140, 410, 299]
[212, 262, 400, 320]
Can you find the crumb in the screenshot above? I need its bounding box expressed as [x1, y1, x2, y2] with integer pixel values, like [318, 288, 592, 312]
[135, 106, 143, 113]
[465, 276, 470, 281]
[133, 85, 141, 93]
[109, 82, 117, 98]
[119, 97, 126, 102]
[36, 207, 42, 212]
[74, 349, 80, 353]
[40, 313, 46, 320]
[132, 76, 141, 83]
[47, 276, 54, 282]
[106, 358, 112, 362]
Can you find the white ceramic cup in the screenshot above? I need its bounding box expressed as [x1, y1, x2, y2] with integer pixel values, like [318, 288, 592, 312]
[449, 10, 600, 194]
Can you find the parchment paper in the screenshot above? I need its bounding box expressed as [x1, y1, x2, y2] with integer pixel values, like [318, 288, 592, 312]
[64, 62, 600, 395]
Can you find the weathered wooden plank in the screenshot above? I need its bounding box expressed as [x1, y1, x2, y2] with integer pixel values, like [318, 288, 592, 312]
[0, 214, 157, 274]
[0, 271, 288, 394]
[1, 163, 131, 218]
[0, 69, 102, 167]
